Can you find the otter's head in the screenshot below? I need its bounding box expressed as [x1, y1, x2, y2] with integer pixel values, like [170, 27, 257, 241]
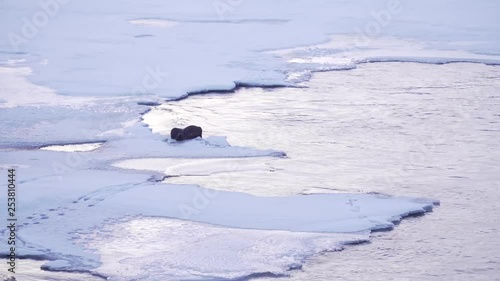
[170, 128, 184, 141]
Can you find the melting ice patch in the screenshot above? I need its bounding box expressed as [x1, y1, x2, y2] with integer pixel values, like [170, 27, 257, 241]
[114, 157, 279, 177]
[274, 36, 500, 84]
[0, 67, 94, 108]
[76, 217, 369, 281]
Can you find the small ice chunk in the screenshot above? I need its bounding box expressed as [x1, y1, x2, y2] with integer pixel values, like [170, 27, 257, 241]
[40, 260, 72, 271]
[129, 19, 177, 28]
[40, 142, 103, 152]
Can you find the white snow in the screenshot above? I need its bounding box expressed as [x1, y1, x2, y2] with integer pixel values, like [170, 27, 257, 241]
[1, 0, 497, 279]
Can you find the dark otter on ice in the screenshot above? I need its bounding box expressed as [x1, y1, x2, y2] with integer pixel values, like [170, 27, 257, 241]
[170, 125, 203, 141]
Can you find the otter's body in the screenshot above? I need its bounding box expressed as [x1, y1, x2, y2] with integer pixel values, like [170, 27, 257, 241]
[170, 125, 202, 141]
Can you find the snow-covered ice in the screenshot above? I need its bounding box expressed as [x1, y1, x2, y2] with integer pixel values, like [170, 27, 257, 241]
[0, 143, 436, 279]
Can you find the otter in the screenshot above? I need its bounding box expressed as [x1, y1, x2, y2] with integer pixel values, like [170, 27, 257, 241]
[170, 125, 203, 141]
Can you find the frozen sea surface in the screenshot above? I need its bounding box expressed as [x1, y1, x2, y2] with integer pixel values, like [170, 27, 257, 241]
[144, 62, 500, 280]
[2, 0, 500, 99]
